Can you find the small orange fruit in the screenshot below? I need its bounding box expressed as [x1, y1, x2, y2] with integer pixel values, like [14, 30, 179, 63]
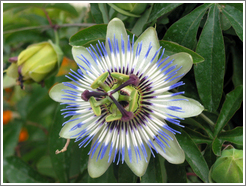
[3, 110, 12, 125]
[18, 128, 29, 142]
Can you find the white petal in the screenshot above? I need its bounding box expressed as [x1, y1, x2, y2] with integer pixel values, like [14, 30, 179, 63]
[125, 143, 151, 177]
[59, 113, 93, 139]
[105, 18, 128, 53]
[49, 83, 69, 103]
[88, 135, 114, 178]
[153, 94, 204, 118]
[49, 82, 83, 103]
[134, 27, 160, 70]
[153, 129, 185, 164]
[156, 52, 193, 88]
[72, 46, 100, 77]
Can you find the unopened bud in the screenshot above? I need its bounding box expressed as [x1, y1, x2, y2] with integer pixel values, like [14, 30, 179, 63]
[5, 40, 63, 88]
[210, 147, 243, 183]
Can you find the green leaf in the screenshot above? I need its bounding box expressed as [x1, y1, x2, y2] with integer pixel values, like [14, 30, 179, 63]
[183, 127, 212, 144]
[218, 127, 243, 145]
[36, 156, 57, 179]
[98, 4, 109, 23]
[221, 4, 243, 41]
[5, 30, 46, 44]
[131, 5, 153, 36]
[213, 85, 243, 136]
[117, 162, 138, 183]
[226, 3, 243, 12]
[3, 120, 22, 158]
[194, 4, 225, 112]
[231, 45, 243, 87]
[3, 3, 43, 12]
[203, 144, 216, 168]
[181, 118, 214, 139]
[148, 3, 183, 23]
[220, 12, 231, 30]
[108, 3, 140, 17]
[175, 127, 209, 183]
[212, 137, 224, 156]
[165, 161, 187, 183]
[140, 156, 163, 183]
[163, 4, 211, 49]
[46, 3, 78, 17]
[69, 24, 107, 46]
[159, 40, 205, 64]
[3, 156, 50, 183]
[90, 4, 104, 24]
[69, 24, 135, 47]
[48, 104, 70, 182]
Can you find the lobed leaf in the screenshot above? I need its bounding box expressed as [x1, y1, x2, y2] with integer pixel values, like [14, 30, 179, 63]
[221, 4, 243, 41]
[213, 85, 243, 136]
[218, 127, 243, 145]
[194, 4, 225, 112]
[69, 24, 107, 46]
[175, 127, 209, 183]
[148, 3, 183, 23]
[164, 4, 212, 50]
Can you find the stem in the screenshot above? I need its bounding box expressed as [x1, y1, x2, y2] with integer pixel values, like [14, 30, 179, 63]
[200, 113, 226, 132]
[200, 113, 215, 127]
[54, 29, 59, 46]
[43, 8, 53, 27]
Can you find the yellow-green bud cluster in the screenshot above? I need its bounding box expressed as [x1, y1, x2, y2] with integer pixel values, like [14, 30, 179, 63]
[6, 40, 63, 87]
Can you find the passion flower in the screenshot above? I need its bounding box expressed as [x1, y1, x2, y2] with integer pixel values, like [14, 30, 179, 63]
[49, 18, 204, 178]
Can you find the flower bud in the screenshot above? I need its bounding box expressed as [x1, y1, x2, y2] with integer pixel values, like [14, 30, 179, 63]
[5, 40, 63, 88]
[210, 147, 243, 183]
[110, 3, 148, 17]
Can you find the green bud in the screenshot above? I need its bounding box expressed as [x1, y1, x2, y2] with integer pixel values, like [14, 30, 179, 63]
[5, 40, 63, 88]
[210, 147, 243, 183]
[108, 3, 148, 17]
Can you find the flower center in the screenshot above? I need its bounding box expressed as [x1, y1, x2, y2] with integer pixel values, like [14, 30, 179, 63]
[81, 72, 140, 122]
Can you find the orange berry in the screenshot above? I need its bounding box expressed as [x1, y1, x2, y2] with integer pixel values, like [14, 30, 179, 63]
[3, 110, 12, 125]
[18, 128, 29, 142]
[4, 88, 13, 93]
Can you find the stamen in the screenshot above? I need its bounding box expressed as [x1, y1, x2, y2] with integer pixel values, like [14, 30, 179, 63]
[55, 139, 70, 154]
[109, 95, 134, 122]
[81, 90, 107, 101]
[110, 74, 139, 94]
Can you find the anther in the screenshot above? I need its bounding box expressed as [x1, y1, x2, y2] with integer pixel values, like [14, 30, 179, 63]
[81, 90, 107, 101]
[109, 95, 134, 122]
[110, 74, 139, 95]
